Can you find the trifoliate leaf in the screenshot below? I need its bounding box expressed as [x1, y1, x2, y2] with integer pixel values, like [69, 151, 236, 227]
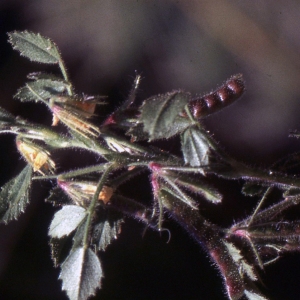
[244, 290, 268, 300]
[181, 125, 210, 167]
[8, 31, 62, 64]
[15, 79, 69, 103]
[0, 165, 32, 223]
[60, 247, 102, 300]
[92, 218, 123, 251]
[49, 205, 87, 238]
[139, 91, 190, 141]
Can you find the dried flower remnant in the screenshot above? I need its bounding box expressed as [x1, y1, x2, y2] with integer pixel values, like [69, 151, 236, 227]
[51, 95, 106, 116]
[57, 177, 113, 206]
[50, 104, 100, 137]
[16, 137, 55, 174]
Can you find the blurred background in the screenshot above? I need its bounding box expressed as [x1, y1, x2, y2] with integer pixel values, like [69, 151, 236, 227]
[1, 1, 300, 299]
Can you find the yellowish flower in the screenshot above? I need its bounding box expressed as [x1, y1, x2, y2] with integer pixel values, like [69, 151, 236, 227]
[16, 137, 55, 174]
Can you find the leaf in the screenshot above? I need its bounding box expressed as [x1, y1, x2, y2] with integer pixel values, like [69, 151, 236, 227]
[8, 31, 62, 64]
[0, 165, 32, 223]
[127, 116, 191, 142]
[162, 116, 192, 139]
[181, 126, 210, 167]
[60, 247, 102, 300]
[15, 79, 69, 103]
[0, 107, 15, 123]
[139, 91, 190, 141]
[72, 217, 88, 250]
[126, 123, 149, 141]
[92, 216, 123, 251]
[27, 72, 65, 81]
[49, 205, 87, 238]
[244, 290, 268, 300]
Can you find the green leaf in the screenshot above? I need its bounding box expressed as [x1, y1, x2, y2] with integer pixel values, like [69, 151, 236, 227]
[126, 123, 149, 141]
[0, 107, 15, 123]
[139, 91, 190, 141]
[15, 79, 69, 103]
[27, 72, 65, 81]
[59, 247, 102, 300]
[72, 218, 87, 250]
[163, 116, 191, 139]
[181, 126, 210, 167]
[127, 116, 190, 141]
[8, 31, 62, 64]
[49, 205, 87, 238]
[92, 214, 123, 251]
[0, 165, 32, 223]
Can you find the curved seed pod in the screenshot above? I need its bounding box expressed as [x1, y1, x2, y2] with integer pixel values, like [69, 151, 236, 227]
[188, 74, 245, 119]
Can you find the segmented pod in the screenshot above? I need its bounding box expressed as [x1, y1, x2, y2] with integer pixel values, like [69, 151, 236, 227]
[188, 74, 245, 119]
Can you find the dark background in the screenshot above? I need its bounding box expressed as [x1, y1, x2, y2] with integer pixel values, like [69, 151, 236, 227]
[1, 1, 300, 299]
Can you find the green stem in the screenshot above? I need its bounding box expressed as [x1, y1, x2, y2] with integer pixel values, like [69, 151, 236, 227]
[60, 163, 111, 179]
[82, 163, 116, 249]
[203, 132, 300, 190]
[224, 158, 300, 189]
